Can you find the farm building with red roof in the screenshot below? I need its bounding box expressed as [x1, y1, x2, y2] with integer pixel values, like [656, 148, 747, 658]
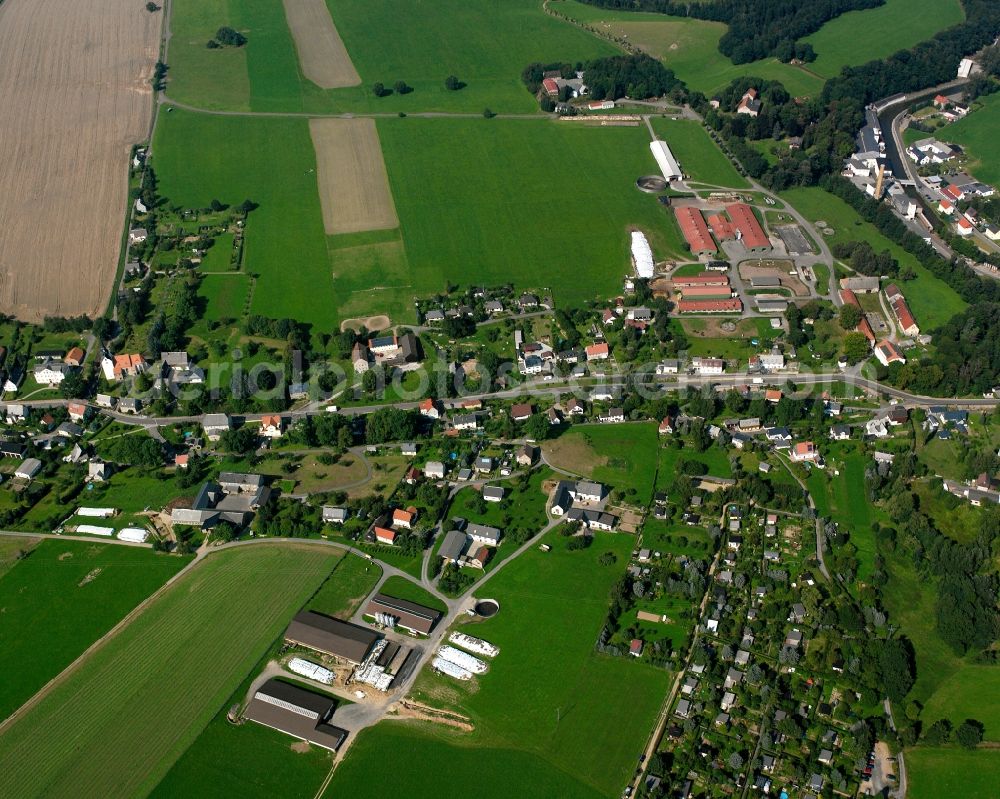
[725, 203, 770, 251]
[674, 208, 717, 256]
[707, 213, 736, 241]
[672, 273, 729, 288]
[677, 298, 743, 314]
[680, 285, 733, 299]
[541, 78, 559, 96]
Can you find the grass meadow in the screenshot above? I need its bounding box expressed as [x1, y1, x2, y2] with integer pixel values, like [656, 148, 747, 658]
[907, 747, 1000, 799]
[946, 92, 1000, 186]
[167, 0, 615, 113]
[804, 447, 876, 582]
[780, 187, 966, 330]
[650, 117, 749, 188]
[543, 421, 660, 502]
[378, 575, 448, 615]
[328, 530, 670, 797]
[378, 118, 688, 313]
[149, 551, 382, 798]
[657, 440, 733, 485]
[802, 0, 964, 79]
[555, 0, 824, 98]
[0, 540, 188, 720]
[0, 544, 342, 797]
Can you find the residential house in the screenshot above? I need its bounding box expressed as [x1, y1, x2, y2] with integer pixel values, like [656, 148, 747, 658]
[467, 523, 501, 546]
[202, 413, 231, 441]
[516, 444, 538, 466]
[452, 414, 478, 431]
[585, 342, 610, 361]
[15, 458, 42, 480]
[88, 461, 110, 482]
[424, 461, 446, 479]
[64, 346, 85, 367]
[260, 414, 284, 438]
[33, 359, 70, 386]
[322, 507, 349, 525]
[392, 507, 417, 530]
[790, 441, 820, 463]
[374, 527, 397, 546]
[510, 403, 533, 421]
[418, 398, 440, 419]
[482, 485, 504, 503]
[67, 402, 89, 423]
[101, 353, 147, 381]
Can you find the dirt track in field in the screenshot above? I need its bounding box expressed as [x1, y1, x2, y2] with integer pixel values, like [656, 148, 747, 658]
[283, 0, 361, 89]
[309, 118, 399, 235]
[0, 0, 159, 322]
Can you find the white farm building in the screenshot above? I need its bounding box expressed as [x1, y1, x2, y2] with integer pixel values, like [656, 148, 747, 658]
[631, 231, 655, 278]
[650, 140, 682, 181]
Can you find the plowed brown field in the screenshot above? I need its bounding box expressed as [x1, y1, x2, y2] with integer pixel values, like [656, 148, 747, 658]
[0, 0, 160, 321]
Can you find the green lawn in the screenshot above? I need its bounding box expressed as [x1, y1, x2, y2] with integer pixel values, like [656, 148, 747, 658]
[555, 0, 825, 98]
[650, 117, 749, 188]
[907, 747, 1000, 799]
[150, 551, 383, 798]
[197, 274, 251, 322]
[328, 530, 671, 797]
[920, 664, 1000, 741]
[0, 544, 342, 797]
[803, 0, 965, 79]
[656, 441, 733, 486]
[780, 186, 966, 330]
[543, 422, 660, 503]
[947, 92, 1000, 186]
[154, 110, 336, 328]
[199, 232, 236, 272]
[167, 0, 616, 114]
[377, 118, 689, 311]
[0, 539, 188, 720]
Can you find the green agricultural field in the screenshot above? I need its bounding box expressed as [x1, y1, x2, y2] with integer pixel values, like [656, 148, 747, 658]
[154, 111, 336, 328]
[150, 552, 382, 798]
[543, 422, 660, 502]
[555, 0, 824, 98]
[0, 544, 342, 797]
[328, 724, 605, 799]
[0, 539, 188, 720]
[907, 747, 1000, 799]
[650, 117, 749, 188]
[378, 118, 689, 310]
[151, 711, 332, 799]
[0, 535, 37, 579]
[947, 92, 1000, 186]
[167, 0, 616, 114]
[780, 186, 966, 329]
[328, 530, 670, 797]
[803, 0, 965, 79]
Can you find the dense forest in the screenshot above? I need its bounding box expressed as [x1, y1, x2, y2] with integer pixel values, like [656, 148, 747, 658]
[576, 0, 883, 63]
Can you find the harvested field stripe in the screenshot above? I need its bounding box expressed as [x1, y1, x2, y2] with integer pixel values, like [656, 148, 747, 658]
[0, 0, 160, 320]
[309, 118, 399, 235]
[0, 544, 343, 799]
[282, 0, 361, 89]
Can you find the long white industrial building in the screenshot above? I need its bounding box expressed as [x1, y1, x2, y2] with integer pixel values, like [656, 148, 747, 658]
[650, 140, 682, 181]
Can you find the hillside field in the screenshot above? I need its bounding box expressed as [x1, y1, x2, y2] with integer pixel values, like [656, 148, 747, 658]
[555, 0, 823, 98]
[326, 530, 671, 797]
[0, 544, 342, 797]
[803, 0, 964, 79]
[780, 187, 966, 329]
[166, 0, 616, 113]
[0, 539, 188, 720]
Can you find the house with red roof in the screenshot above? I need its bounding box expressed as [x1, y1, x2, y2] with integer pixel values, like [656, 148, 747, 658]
[374, 526, 397, 545]
[790, 441, 819, 463]
[585, 342, 610, 361]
